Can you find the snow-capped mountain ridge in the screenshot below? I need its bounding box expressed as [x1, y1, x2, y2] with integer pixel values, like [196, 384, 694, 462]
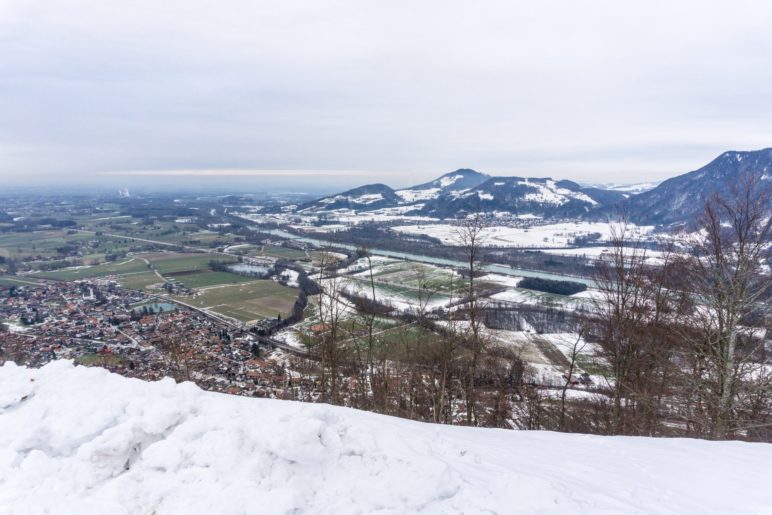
[299, 169, 623, 218]
[295, 148, 771, 224]
[405, 168, 490, 191]
[420, 176, 624, 218]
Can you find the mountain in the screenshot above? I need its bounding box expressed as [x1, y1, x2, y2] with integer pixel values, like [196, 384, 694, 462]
[294, 148, 772, 223]
[3, 361, 771, 514]
[394, 168, 490, 202]
[297, 183, 400, 212]
[419, 177, 626, 218]
[608, 148, 772, 226]
[298, 168, 624, 219]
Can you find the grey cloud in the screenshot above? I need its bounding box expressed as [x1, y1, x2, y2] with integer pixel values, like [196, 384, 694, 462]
[1, 0, 771, 189]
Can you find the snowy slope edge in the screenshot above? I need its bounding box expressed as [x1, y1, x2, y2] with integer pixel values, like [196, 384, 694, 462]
[0, 361, 770, 515]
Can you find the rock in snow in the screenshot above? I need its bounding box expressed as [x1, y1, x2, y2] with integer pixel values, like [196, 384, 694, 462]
[0, 361, 770, 515]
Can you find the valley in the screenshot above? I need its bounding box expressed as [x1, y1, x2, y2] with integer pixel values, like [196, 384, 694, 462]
[1, 147, 770, 439]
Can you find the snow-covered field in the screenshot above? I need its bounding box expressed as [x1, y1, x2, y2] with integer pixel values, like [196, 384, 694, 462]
[342, 278, 451, 313]
[488, 287, 591, 309]
[392, 222, 653, 248]
[1, 361, 771, 515]
[272, 328, 304, 349]
[277, 269, 300, 287]
[541, 246, 667, 264]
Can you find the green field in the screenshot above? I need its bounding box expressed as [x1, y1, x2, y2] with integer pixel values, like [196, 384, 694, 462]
[117, 271, 165, 290]
[136, 252, 252, 288]
[368, 261, 459, 293]
[170, 270, 255, 289]
[0, 230, 93, 259]
[22, 249, 259, 291]
[139, 228, 228, 245]
[258, 245, 308, 260]
[140, 252, 232, 274]
[174, 280, 298, 322]
[31, 258, 150, 281]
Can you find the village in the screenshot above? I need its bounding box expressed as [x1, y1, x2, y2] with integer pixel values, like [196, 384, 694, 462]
[0, 279, 308, 399]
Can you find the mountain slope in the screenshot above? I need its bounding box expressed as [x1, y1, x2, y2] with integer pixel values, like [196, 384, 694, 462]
[395, 168, 490, 202]
[610, 148, 772, 226]
[421, 177, 626, 218]
[297, 183, 399, 211]
[2, 361, 771, 514]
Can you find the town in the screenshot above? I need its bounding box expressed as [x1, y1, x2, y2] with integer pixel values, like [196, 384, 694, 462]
[0, 278, 307, 399]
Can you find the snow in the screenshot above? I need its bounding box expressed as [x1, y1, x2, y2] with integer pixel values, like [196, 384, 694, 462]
[4, 322, 29, 333]
[278, 269, 299, 287]
[513, 179, 597, 206]
[318, 195, 345, 205]
[490, 288, 542, 304]
[332, 211, 438, 224]
[395, 188, 440, 202]
[438, 174, 464, 187]
[393, 222, 654, 248]
[337, 255, 396, 275]
[1, 361, 771, 515]
[302, 223, 350, 233]
[604, 182, 660, 193]
[478, 273, 523, 288]
[342, 279, 451, 313]
[272, 328, 304, 348]
[317, 193, 383, 205]
[349, 193, 383, 204]
[539, 332, 597, 359]
[369, 204, 424, 215]
[541, 246, 668, 264]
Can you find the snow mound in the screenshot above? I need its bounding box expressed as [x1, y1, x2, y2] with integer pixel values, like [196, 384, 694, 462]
[1, 361, 770, 515]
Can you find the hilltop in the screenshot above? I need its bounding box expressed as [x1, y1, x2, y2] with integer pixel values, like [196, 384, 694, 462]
[1, 361, 770, 514]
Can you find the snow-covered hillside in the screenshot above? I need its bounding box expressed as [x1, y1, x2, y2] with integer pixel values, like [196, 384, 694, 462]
[1, 361, 771, 515]
[294, 169, 627, 220]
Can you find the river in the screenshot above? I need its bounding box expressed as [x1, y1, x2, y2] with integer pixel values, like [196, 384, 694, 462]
[262, 228, 595, 286]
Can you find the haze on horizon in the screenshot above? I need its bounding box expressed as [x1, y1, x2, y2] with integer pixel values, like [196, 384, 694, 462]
[1, 0, 772, 191]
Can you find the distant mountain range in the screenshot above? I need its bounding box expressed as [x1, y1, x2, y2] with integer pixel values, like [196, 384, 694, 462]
[295, 148, 772, 227]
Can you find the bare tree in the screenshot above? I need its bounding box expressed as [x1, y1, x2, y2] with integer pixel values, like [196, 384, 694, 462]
[159, 336, 195, 382]
[311, 248, 349, 404]
[424, 268, 461, 424]
[559, 331, 586, 431]
[480, 344, 524, 428]
[454, 212, 490, 425]
[364, 248, 378, 403]
[589, 220, 654, 434]
[0, 333, 28, 365]
[680, 174, 771, 439]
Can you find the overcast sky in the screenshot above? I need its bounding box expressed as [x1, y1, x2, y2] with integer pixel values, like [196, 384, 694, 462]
[2, 0, 772, 190]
